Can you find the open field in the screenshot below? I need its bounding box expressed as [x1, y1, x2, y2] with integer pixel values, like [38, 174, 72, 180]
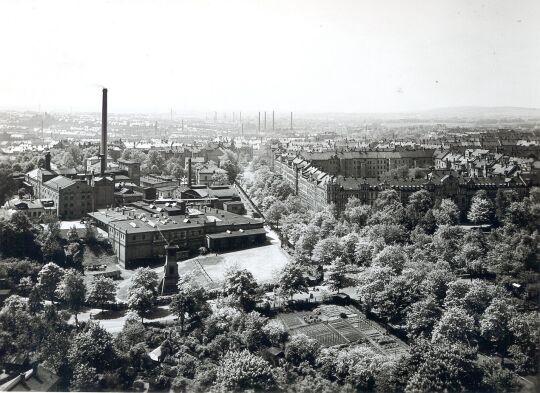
[177, 227, 289, 286]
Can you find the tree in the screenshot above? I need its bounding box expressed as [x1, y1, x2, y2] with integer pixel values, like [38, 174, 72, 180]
[432, 225, 465, 265]
[68, 321, 116, 372]
[170, 273, 208, 333]
[444, 279, 502, 320]
[404, 340, 483, 392]
[145, 150, 165, 174]
[67, 225, 80, 243]
[433, 198, 460, 226]
[294, 224, 320, 257]
[480, 298, 516, 364]
[333, 345, 390, 391]
[356, 265, 394, 313]
[221, 159, 240, 183]
[342, 197, 372, 227]
[127, 267, 159, 319]
[354, 240, 374, 266]
[277, 263, 308, 300]
[419, 268, 455, 304]
[508, 311, 540, 373]
[214, 350, 276, 391]
[495, 189, 519, 222]
[56, 269, 86, 326]
[222, 268, 259, 311]
[480, 359, 519, 393]
[326, 257, 348, 293]
[39, 218, 63, 263]
[130, 267, 159, 292]
[0, 166, 17, 205]
[406, 190, 434, 228]
[86, 276, 117, 312]
[262, 319, 288, 347]
[373, 189, 400, 210]
[37, 262, 65, 304]
[265, 200, 288, 227]
[432, 307, 476, 345]
[312, 236, 342, 266]
[115, 312, 147, 354]
[468, 193, 495, 224]
[406, 297, 442, 339]
[372, 244, 408, 273]
[0, 212, 40, 259]
[127, 287, 155, 322]
[211, 172, 229, 185]
[70, 363, 98, 392]
[285, 333, 321, 366]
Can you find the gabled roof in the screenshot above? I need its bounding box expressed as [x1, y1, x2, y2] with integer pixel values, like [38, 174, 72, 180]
[43, 175, 76, 190]
[0, 364, 58, 392]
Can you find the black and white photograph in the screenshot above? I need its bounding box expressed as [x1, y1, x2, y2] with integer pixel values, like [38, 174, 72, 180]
[0, 0, 538, 392]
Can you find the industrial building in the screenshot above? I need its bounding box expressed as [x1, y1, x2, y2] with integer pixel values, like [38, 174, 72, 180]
[23, 89, 140, 219]
[88, 201, 265, 268]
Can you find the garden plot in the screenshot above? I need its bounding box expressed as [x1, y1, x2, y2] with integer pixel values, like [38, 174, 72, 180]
[291, 323, 348, 347]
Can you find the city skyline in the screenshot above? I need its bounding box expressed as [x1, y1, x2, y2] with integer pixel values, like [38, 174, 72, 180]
[1, 0, 539, 114]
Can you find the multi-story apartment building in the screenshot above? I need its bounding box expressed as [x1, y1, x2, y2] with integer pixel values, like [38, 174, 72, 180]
[274, 153, 530, 214]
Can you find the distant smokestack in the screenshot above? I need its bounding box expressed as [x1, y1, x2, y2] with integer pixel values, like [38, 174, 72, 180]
[264, 112, 266, 130]
[100, 88, 108, 176]
[188, 158, 192, 187]
[290, 111, 293, 130]
[272, 111, 275, 130]
[258, 112, 261, 133]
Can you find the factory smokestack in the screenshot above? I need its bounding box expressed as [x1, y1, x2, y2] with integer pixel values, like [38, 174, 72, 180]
[188, 158, 192, 187]
[100, 88, 108, 176]
[290, 111, 293, 131]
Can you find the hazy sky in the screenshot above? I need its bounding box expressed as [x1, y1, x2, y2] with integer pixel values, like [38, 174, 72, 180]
[1, 0, 539, 114]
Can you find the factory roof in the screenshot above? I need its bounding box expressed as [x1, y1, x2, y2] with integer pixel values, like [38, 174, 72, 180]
[206, 228, 267, 240]
[89, 205, 263, 235]
[43, 175, 77, 190]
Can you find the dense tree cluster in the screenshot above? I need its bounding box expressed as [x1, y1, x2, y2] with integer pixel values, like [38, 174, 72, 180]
[240, 158, 540, 389]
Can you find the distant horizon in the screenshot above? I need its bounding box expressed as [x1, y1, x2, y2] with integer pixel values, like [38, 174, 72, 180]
[1, 104, 540, 118]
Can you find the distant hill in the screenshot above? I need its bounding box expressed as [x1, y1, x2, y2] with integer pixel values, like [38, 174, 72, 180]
[411, 106, 540, 119]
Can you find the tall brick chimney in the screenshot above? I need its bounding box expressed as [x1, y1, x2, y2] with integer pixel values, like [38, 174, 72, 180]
[188, 158, 192, 187]
[100, 88, 108, 176]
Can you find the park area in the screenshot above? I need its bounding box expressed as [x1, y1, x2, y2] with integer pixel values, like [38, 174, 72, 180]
[277, 304, 409, 357]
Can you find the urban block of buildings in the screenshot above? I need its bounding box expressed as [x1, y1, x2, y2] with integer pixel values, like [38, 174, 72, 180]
[273, 147, 536, 213]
